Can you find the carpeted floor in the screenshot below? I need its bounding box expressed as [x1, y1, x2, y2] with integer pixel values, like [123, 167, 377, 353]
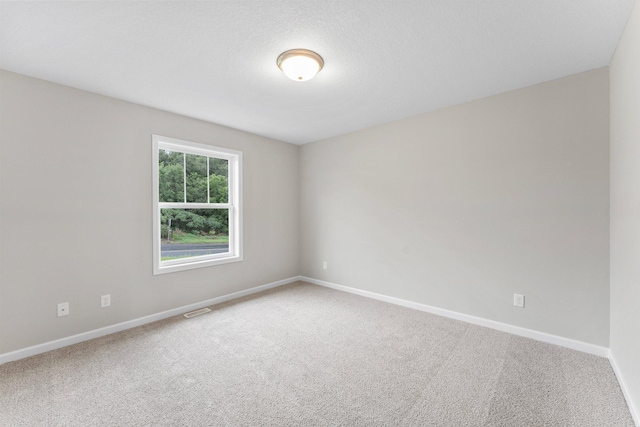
[0, 281, 634, 426]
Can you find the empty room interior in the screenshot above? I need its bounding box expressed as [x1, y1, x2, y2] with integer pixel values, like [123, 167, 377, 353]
[1, 1, 639, 426]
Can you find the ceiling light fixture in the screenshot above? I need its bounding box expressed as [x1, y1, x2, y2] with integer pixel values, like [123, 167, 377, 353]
[277, 49, 324, 82]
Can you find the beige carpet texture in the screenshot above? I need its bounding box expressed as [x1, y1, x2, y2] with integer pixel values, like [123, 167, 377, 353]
[0, 281, 634, 426]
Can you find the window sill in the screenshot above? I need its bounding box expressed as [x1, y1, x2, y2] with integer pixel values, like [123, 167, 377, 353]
[153, 254, 243, 275]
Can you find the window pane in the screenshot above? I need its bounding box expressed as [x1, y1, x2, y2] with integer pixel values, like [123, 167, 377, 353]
[158, 150, 184, 202]
[160, 208, 229, 261]
[209, 157, 229, 203]
[185, 154, 208, 203]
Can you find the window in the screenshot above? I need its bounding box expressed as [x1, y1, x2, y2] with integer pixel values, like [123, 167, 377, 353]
[152, 135, 242, 275]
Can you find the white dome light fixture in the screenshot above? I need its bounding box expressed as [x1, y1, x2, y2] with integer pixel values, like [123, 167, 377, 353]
[277, 49, 324, 82]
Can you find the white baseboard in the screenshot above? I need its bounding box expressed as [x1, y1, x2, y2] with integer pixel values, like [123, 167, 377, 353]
[0, 276, 301, 365]
[301, 276, 610, 358]
[609, 350, 640, 426]
[0, 274, 612, 363]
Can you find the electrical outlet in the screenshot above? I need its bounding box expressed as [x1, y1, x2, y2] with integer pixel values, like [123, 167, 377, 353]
[514, 294, 525, 308]
[57, 302, 69, 317]
[101, 294, 111, 308]
[323, 261, 328, 270]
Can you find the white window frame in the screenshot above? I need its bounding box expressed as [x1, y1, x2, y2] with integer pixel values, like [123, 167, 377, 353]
[152, 134, 243, 275]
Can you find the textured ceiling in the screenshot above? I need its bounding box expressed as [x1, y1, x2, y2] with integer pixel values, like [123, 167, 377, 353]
[0, 1, 635, 145]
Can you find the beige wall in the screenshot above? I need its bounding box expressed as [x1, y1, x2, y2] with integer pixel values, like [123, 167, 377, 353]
[0, 70, 300, 354]
[0, 64, 619, 359]
[300, 68, 610, 346]
[610, 0, 640, 419]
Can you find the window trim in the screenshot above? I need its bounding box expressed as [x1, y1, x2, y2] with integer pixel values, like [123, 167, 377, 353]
[152, 134, 243, 275]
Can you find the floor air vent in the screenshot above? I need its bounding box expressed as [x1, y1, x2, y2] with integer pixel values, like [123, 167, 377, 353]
[183, 308, 212, 318]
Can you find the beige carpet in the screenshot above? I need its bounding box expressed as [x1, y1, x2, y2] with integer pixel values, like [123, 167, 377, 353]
[0, 281, 634, 426]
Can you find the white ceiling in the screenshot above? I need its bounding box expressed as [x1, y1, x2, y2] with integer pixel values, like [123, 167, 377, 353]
[0, 1, 635, 145]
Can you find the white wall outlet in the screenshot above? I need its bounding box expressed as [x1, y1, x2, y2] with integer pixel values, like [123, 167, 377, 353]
[101, 294, 111, 308]
[514, 294, 525, 308]
[323, 261, 328, 270]
[57, 302, 69, 317]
